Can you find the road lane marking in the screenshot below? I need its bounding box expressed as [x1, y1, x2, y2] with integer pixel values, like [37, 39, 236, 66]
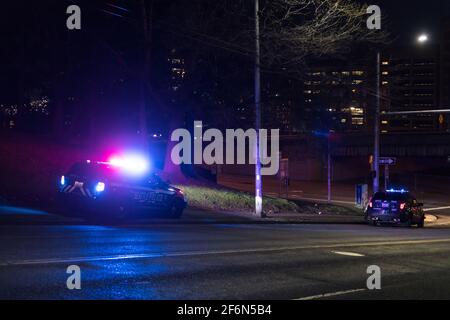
[424, 206, 450, 212]
[2, 238, 450, 267]
[331, 251, 365, 257]
[294, 288, 366, 300]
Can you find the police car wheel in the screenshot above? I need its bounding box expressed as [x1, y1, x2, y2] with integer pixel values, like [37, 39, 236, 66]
[115, 205, 128, 219]
[405, 218, 413, 227]
[168, 202, 183, 219]
[417, 217, 425, 228]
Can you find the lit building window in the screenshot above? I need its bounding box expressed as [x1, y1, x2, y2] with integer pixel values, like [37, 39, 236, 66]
[382, 61, 389, 65]
[352, 71, 364, 76]
[352, 117, 364, 125]
[342, 106, 364, 116]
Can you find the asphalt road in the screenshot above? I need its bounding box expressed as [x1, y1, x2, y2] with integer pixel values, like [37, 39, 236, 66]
[1, 206, 450, 300]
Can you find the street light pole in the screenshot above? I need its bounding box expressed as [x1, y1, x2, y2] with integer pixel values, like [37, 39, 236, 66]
[372, 34, 430, 194]
[254, 0, 263, 217]
[373, 51, 381, 194]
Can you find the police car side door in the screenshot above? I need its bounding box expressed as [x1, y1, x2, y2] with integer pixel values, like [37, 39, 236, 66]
[134, 175, 172, 209]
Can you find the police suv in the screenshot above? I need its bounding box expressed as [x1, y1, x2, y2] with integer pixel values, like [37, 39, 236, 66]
[365, 189, 425, 227]
[59, 159, 187, 220]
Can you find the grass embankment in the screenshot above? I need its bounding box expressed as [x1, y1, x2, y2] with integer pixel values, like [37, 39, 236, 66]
[179, 185, 362, 216]
[180, 185, 299, 214]
[293, 200, 363, 216]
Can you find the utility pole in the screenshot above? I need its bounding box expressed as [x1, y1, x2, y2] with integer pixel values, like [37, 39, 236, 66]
[138, 0, 153, 145]
[254, 0, 263, 217]
[327, 135, 331, 203]
[384, 164, 389, 190]
[373, 51, 381, 193]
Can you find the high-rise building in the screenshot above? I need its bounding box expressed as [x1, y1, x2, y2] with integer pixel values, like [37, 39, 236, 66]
[440, 18, 450, 129]
[262, 78, 301, 134]
[302, 64, 369, 132]
[380, 46, 441, 133]
[168, 49, 186, 101]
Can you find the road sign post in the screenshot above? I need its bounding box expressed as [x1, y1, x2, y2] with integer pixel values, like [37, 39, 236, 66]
[379, 157, 396, 191]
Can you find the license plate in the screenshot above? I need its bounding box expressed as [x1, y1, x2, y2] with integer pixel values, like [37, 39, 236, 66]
[382, 202, 389, 208]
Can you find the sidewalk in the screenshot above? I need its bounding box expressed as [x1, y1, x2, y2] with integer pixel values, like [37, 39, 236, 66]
[191, 208, 446, 226]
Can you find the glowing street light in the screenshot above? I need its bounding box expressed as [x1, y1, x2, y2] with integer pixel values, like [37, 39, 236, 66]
[417, 33, 429, 44]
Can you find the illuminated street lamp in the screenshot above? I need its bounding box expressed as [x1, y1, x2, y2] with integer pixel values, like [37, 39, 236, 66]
[417, 33, 429, 44]
[374, 32, 430, 193]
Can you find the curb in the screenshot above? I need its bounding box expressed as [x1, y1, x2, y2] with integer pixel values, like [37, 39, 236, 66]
[425, 214, 438, 223]
[427, 214, 450, 227]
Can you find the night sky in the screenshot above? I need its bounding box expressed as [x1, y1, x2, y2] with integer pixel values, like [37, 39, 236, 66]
[1, 0, 450, 116]
[370, 0, 450, 44]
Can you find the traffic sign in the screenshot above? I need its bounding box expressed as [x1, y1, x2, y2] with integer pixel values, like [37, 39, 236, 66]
[379, 157, 396, 165]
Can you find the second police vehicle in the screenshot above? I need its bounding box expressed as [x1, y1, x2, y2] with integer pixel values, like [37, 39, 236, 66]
[365, 188, 425, 227]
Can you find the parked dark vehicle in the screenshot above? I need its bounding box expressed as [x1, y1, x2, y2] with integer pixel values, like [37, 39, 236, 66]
[58, 160, 187, 220]
[365, 189, 425, 227]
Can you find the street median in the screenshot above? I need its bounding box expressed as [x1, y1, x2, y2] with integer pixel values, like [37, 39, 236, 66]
[180, 185, 366, 224]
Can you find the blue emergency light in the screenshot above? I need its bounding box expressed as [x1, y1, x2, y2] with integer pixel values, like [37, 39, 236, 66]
[386, 188, 408, 193]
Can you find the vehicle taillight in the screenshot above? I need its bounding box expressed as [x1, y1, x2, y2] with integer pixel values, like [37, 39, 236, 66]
[399, 203, 406, 210]
[368, 197, 373, 208]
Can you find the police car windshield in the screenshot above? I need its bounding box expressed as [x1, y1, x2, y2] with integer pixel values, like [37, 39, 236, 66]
[373, 192, 410, 201]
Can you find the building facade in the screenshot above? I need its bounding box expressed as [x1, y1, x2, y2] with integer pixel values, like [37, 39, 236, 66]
[440, 19, 450, 119]
[380, 46, 442, 133]
[301, 64, 370, 133]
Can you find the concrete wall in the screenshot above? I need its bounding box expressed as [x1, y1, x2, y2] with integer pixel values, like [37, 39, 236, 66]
[219, 155, 449, 182]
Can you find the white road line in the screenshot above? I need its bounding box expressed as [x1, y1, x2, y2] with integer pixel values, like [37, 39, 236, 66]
[2, 238, 450, 267]
[331, 251, 365, 257]
[294, 288, 366, 300]
[424, 206, 450, 212]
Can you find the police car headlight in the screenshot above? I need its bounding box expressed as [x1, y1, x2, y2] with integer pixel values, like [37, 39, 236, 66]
[60, 176, 66, 186]
[95, 182, 105, 193]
